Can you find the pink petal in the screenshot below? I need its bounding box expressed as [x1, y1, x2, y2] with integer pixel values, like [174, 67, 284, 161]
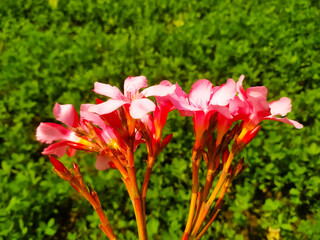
[36, 123, 76, 144]
[237, 75, 246, 100]
[81, 104, 106, 128]
[95, 155, 112, 170]
[159, 80, 173, 86]
[246, 86, 268, 99]
[124, 76, 148, 97]
[269, 97, 292, 116]
[246, 86, 270, 113]
[141, 84, 176, 97]
[67, 147, 77, 157]
[81, 104, 117, 143]
[93, 82, 124, 100]
[189, 79, 213, 109]
[42, 141, 69, 157]
[210, 79, 237, 106]
[53, 103, 79, 128]
[264, 116, 303, 129]
[229, 96, 251, 117]
[130, 98, 156, 119]
[141, 113, 155, 133]
[88, 99, 127, 115]
[208, 105, 233, 119]
[169, 83, 198, 112]
[249, 98, 270, 114]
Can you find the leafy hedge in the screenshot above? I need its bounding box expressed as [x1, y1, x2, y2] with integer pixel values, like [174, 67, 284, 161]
[0, 0, 319, 239]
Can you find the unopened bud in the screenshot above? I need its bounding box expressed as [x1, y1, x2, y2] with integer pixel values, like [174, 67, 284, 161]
[234, 157, 245, 176]
[222, 148, 230, 165]
[73, 162, 79, 173]
[73, 162, 84, 187]
[160, 133, 173, 151]
[229, 123, 240, 139]
[49, 155, 68, 174]
[242, 125, 261, 145]
[90, 188, 101, 206]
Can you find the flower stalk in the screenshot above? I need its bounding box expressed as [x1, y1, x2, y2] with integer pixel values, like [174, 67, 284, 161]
[37, 75, 303, 239]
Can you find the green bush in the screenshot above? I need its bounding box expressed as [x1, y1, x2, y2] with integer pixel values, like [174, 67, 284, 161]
[0, 0, 319, 239]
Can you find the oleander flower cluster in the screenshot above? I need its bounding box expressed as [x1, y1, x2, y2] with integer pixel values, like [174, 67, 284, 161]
[36, 75, 302, 240]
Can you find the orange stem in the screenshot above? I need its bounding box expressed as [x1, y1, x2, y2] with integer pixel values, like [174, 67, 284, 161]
[126, 146, 148, 240]
[71, 179, 117, 240]
[183, 149, 201, 238]
[196, 178, 230, 239]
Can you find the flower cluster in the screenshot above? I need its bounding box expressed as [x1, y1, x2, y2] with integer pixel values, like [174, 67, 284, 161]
[36, 75, 302, 240]
[37, 76, 175, 170]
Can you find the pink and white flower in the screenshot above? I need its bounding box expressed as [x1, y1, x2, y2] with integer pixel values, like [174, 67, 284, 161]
[89, 76, 176, 119]
[168, 78, 237, 147]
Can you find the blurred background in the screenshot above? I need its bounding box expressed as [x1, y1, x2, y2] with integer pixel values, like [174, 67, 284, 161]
[0, 0, 319, 239]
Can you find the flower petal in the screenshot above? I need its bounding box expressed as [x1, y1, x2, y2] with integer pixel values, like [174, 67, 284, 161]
[93, 82, 124, 100]
[95, 155, 112, 171]
[130, 98, 156, 119]
[264, 116, 303, 129]
[246, 86, 268, 99]
[88, 99, 127, 115]
[53, 103, 79, 128]
[208, 105, 233, 119]
[246, 86, 270, 113]
[169, 83, 198, 112]
[210, 79, 237, 106]
[124, 76, 148, 97]
[229, 96, 251, 117]
[141, 83, 176, 97]
[237, 75, 246, 100]
[189, 79, 213, 109]
[42, 141, 69, 157]
[81, 104, 118, 143]
[269, 97, 292, 116]
[36, 123, 76, 144]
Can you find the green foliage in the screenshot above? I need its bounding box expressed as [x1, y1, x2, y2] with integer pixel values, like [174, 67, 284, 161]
[0, 0, 319, 239]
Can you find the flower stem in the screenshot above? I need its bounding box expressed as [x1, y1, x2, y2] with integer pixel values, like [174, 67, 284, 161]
[141, 154, 155, 229]
[127, 147, 148, 240]
[196, 177, 230, 239]
[183, 149, 201, 238]
[77, 180, 117, 240]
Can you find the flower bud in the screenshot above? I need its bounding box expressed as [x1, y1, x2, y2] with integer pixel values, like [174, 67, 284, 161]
[160, 133, 173, 151]
[242, 125, 261, 145]
[222, 148, 230, 165]
[49, 155, 68, 174]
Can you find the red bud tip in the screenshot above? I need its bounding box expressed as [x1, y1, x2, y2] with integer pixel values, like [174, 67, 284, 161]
[73, 162, 79, 172]
[49, 155, 68, 173]
[222, 148, 230, 165]
[160, 133, 173, 149]
[243, 125, 261, 145]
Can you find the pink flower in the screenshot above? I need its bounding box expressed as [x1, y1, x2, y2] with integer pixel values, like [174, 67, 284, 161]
[230, 75, 303, 145]
[89, 76, 176, 119]
[236, 75, 303, 130]
[168, 79, 237, 147]
[36, 103, 119, 158]
[36, 103, 92, 157]
[138, 81, 175, 155]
